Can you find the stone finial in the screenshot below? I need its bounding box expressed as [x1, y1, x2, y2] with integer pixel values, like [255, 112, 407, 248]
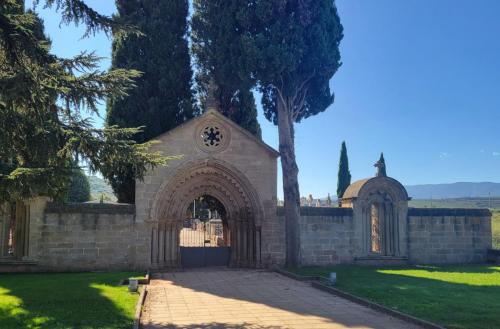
[374, 154, 387, 177]
[206, 79, 219, 111]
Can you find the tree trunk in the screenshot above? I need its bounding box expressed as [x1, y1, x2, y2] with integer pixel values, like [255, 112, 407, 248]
[277, 97, 301, 268]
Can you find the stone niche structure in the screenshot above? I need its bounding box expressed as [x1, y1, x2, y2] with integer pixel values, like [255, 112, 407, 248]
[341, 176, 410, 264]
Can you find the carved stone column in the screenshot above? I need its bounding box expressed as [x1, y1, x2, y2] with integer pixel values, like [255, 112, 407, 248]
[229, 221, 238, 267]
[255, 226, 262, 267]
[384, 202, 396, 256]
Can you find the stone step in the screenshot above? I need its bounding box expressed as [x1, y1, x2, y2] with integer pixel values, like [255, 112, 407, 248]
[354, 256, 409, 266]
[0, 259, 38, 273]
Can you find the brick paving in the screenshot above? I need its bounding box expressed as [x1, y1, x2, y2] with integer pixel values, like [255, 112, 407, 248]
[141, 269, 422, 329]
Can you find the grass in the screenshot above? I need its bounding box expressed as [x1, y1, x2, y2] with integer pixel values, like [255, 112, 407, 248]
[0, 272, 143, 329]
[291, 265, 500, 329]
[408, 197, 500, 209]
[493, 210, 500, 249]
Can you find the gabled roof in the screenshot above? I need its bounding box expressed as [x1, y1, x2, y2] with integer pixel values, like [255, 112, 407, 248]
[148, 108, 280, 158]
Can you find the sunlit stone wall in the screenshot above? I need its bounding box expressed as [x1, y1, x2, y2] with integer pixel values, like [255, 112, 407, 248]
[407, 208, 492, 264]
[30, 203, 150, 271]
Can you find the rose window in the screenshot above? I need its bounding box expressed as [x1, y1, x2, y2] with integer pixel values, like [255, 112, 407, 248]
[202, 126, 223, 147]
[195, 119, 230, 153]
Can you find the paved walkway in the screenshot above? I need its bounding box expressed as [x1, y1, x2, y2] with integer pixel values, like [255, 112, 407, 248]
[141, 269, 421, 329]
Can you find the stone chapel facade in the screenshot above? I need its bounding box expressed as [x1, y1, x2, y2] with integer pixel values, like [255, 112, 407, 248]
[135, 109, 283, 268]
[0, 109, 493, 272]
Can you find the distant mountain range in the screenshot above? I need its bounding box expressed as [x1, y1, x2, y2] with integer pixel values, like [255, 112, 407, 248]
[88, 175, 500, 202]
[405, 182, 500, 199]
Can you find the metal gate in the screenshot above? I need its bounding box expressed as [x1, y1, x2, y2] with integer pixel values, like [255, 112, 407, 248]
[180, 246, 230, 268]
[179, 218, 230, 268]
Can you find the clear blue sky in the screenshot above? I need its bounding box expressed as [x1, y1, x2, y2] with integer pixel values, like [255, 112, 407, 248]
[30, 0, 500, 199]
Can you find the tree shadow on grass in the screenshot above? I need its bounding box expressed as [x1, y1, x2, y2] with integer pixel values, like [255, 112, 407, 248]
[372, 272, 500, 329]
[0, 272, 140, 329]
[316, 265, 500, 329]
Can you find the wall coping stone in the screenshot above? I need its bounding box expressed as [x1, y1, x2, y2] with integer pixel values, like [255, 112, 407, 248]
[408, 207, 491, 217]
[45, 202, 135, 214]
[277, 206, 353, 217]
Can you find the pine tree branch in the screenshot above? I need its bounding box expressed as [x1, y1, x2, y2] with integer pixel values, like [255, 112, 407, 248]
[33, 0, 139, 37]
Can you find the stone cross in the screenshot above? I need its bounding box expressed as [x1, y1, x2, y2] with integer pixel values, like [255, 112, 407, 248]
[374, 159, 386, 177]
[206, 80, 219, 111]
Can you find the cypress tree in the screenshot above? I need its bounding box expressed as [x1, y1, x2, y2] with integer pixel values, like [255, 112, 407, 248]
[191, 0, 261, 137]
[337, 141, 351, 199]
[243, 0, 343, 267]
[106, 0, 196, 203]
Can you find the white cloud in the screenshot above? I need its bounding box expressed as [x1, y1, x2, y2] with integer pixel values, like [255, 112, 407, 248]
[439, 152, 450, 159]
[493, 152, 500, 157]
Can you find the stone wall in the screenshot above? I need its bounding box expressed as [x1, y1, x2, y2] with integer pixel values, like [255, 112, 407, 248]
[278, 207, 355, 266]
[6, 200, 493, 272]
[260, 209, 286, 267]
[408, 208, 492, 264]
[278, 207, 492, 266]
[30, 203, 150, 271]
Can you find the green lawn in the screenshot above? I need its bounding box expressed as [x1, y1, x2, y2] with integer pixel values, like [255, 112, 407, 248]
[292, 265, 500, 329]
[0, 272, 142, 329]
[493, 210, 500, 249]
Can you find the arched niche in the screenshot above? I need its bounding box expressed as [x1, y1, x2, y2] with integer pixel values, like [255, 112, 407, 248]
[342, 176, 409, 258]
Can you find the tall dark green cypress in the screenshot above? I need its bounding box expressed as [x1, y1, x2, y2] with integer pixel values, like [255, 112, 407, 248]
[191, 0, 261, 137]
[337, 141, 351, 199]
[106, 0, 196, 203]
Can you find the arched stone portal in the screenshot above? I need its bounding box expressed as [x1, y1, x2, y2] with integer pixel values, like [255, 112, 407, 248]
[342, 176, 409, 260]
[149, 160, 262, 268]
[135, 109, 282, 269]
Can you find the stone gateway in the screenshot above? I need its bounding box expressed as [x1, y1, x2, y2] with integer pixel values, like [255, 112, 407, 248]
[0, 110, 493, 272]
[135, 109, 283, 268]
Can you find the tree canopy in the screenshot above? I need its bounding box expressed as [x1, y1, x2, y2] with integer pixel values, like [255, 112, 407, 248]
[0, 0, 168, 203]
[105, 0, 196, 203]
[246, 0, 343, 125]
[191, 0, 261, 137]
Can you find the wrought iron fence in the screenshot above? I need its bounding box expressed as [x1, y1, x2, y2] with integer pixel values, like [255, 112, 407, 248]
[180, 218, 225, 247]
